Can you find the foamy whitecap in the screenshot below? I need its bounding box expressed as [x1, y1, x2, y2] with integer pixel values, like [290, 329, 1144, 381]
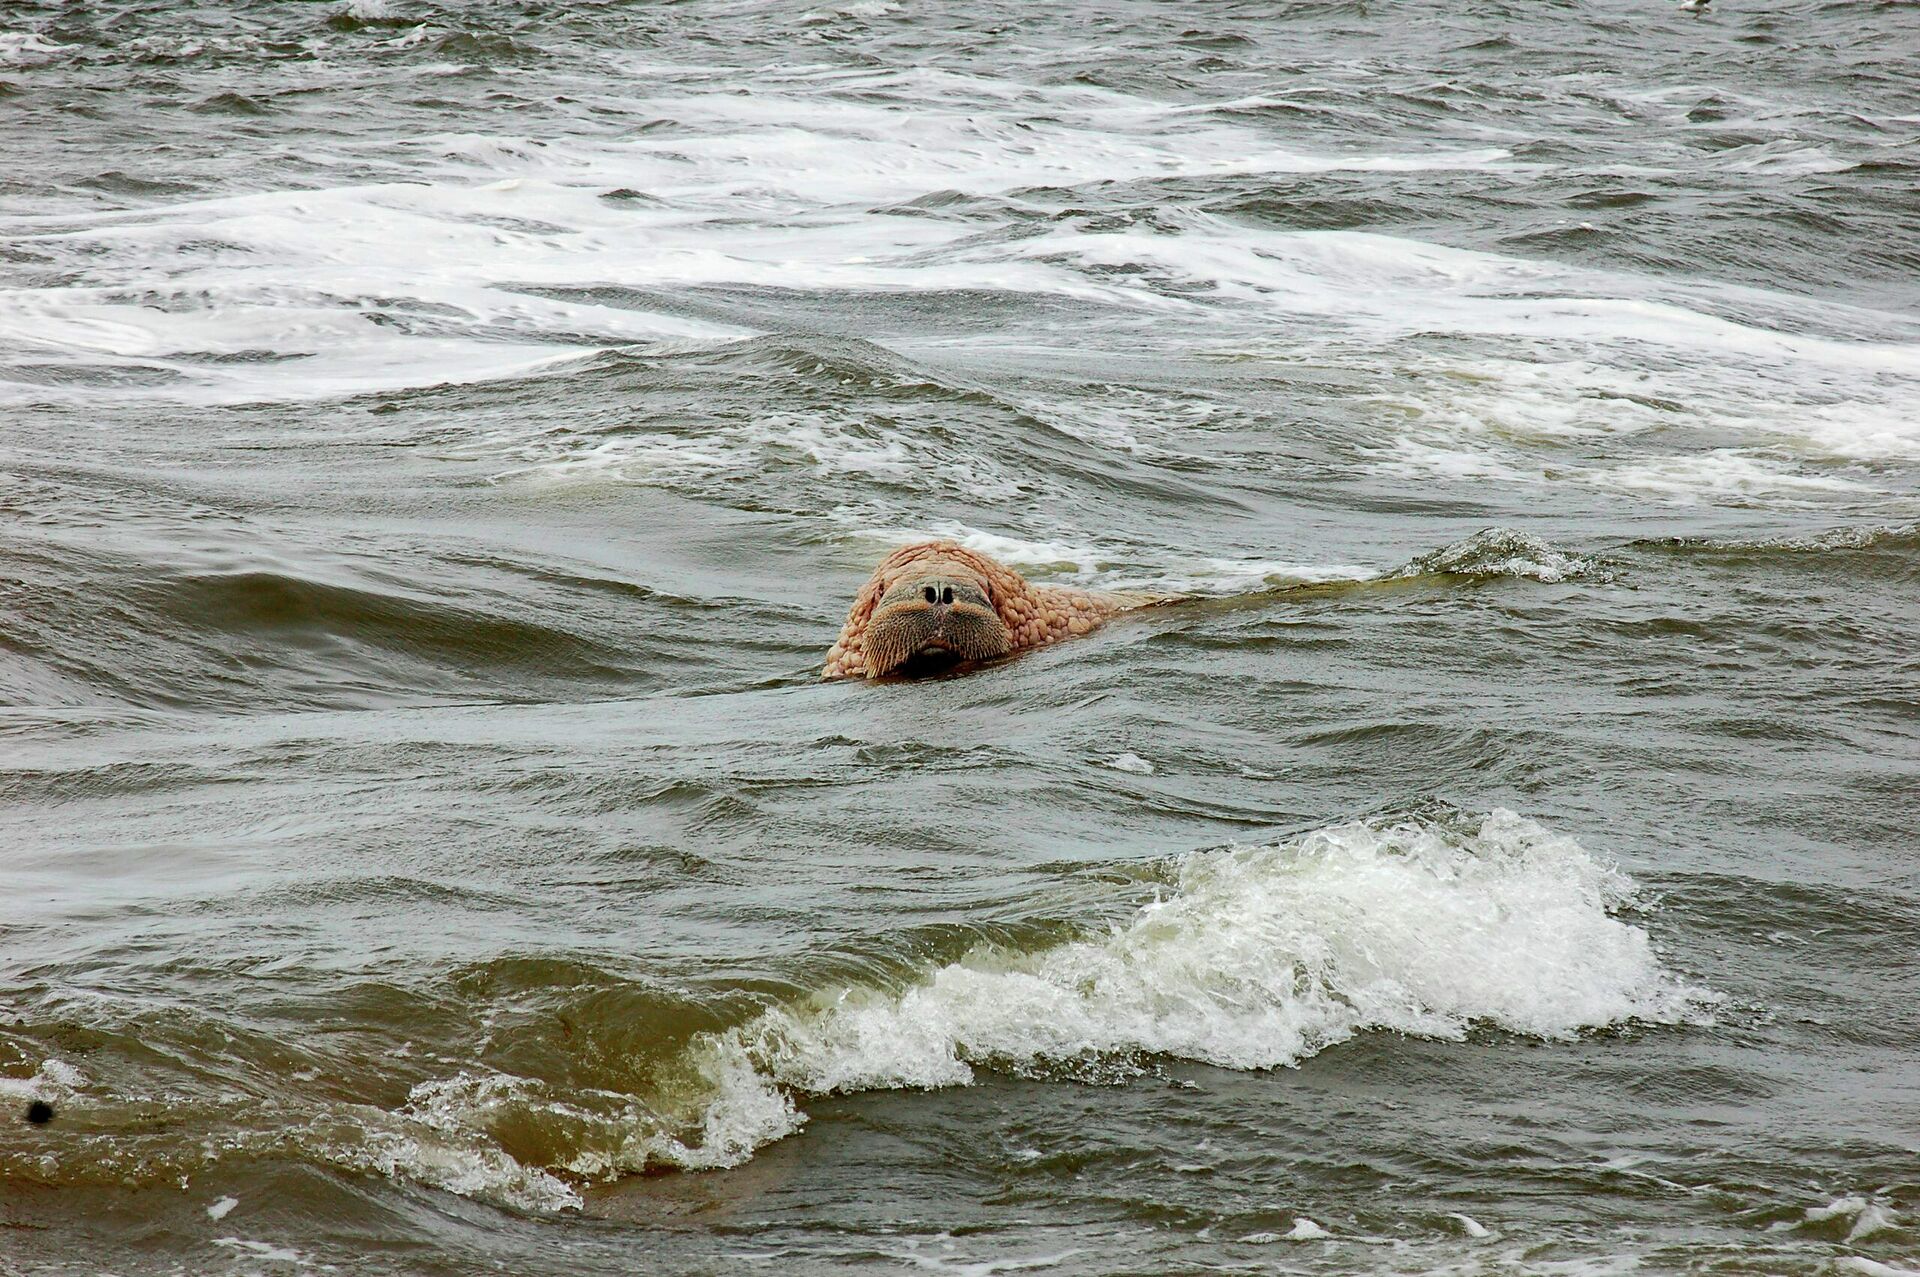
[1394, 528, 1601, 583]
[1004, 387, 1224, 463]
[1362, 356, 1676, 446]
[1366, 438, 1543, 486]
[334, 809, 1710, 1205]
[649, 809, 1714, 1171]
[1066, 222, 1919, 369]
[1800, 1195, 1900, 1244]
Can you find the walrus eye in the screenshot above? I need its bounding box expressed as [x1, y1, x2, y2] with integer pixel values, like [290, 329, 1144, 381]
[923, 585, 937, 603]
[941, 586, 953, 604]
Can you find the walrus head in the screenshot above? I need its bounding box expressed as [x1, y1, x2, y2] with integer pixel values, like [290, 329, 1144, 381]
[864, 570, 1013, 677]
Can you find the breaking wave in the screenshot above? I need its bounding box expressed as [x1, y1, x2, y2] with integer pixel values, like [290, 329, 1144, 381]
[1393, 527, 1605, 583]
[299, 808, 1713, 1209]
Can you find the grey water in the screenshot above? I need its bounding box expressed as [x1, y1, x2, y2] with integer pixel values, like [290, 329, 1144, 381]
[2, 1, 1918, 1273]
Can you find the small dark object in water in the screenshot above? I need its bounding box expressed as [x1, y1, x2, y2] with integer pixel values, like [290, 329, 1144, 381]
[25, 1100, 53, 1124]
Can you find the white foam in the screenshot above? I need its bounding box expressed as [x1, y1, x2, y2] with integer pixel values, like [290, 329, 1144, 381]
[885, 1240, 1084, 1275]
[855, 524, 1112, 578]
[1363, 357, 1674, 446]
[10, 52, 1912, 510]
[1105, 753, 1155, 775]
[293, 1085, 586, 1213]
[1358, 349, 1919, 504]
[590, 74, 1515, 211]
[382, 24, 432, 49]
[655, 809, 1713, 1170]
[1591, 451, 1872, 503]
[207, 1196, 239, 1221]
[1804, 1195, 1899, 1242]
[1717, 142, 1856, 176]
[800, 0, 901, 22]
[1283, 1218, 1333, 1240]
[1003, 388, 1222, 464]
[850, 523, 1371, 595]
[744, 415, 916, 479]
[470, 429, 753, 489]
[0, 31, 67, 64]
[1150, 557, 1378, 593]
[1396, 528, 1600, 583]
[0, 1058, 86, 1101]
[0, 64, 1527, 409]
[474, 411, 1010, 496]
[212, 1238, 312, 1267]
[1834, 1261, 1920, 1277]
[1078, 224, 1920, 484]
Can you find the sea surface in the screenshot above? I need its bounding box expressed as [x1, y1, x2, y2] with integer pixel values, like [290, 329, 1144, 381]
[3, 1, 1918, 1273]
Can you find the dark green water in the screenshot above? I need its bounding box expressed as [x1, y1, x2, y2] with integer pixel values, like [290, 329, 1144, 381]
[3, 1, 1918, 1273]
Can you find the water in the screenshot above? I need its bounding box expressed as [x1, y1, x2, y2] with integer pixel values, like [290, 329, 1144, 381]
[3, 0, 1918, 1272]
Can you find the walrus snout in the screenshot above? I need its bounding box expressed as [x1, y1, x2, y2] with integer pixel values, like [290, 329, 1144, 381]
[864, 573, 1012, 676]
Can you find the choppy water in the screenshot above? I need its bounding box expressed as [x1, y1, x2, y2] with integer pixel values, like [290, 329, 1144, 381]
[4, 1, 1919, 1272]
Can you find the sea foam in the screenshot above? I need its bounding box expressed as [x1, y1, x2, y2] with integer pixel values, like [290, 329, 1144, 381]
[640, 808, 1714, 1172]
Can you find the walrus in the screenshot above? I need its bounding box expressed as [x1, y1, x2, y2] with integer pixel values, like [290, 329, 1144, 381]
[823, 540, 1168, 679]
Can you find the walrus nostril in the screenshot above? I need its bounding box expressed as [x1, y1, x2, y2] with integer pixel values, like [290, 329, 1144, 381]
[923, 585, 937, 603]
[941, 586, 953, 604]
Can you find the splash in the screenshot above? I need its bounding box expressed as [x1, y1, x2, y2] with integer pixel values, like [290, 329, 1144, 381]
[646, 808, 1712, 1171]
[1393, 527, 1604, 583]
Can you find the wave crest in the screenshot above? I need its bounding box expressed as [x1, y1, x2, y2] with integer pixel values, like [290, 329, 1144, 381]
[1394, 527, 1603, 583]
[657, 808, 1712, 1171]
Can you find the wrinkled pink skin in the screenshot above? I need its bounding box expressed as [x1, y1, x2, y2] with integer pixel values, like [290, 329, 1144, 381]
[822, 540, 1153, 680]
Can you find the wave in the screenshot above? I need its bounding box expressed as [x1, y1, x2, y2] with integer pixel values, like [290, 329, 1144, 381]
[6, 17, 1918, 525]
[453, 337, 1234, 515]
[0, 538, 665, 711]
[1633, 521, 1920, 558]
[231, 807, 1712, 1210]
[1391, 527, 1604, 583]
[1629, 521, 1920, 580]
